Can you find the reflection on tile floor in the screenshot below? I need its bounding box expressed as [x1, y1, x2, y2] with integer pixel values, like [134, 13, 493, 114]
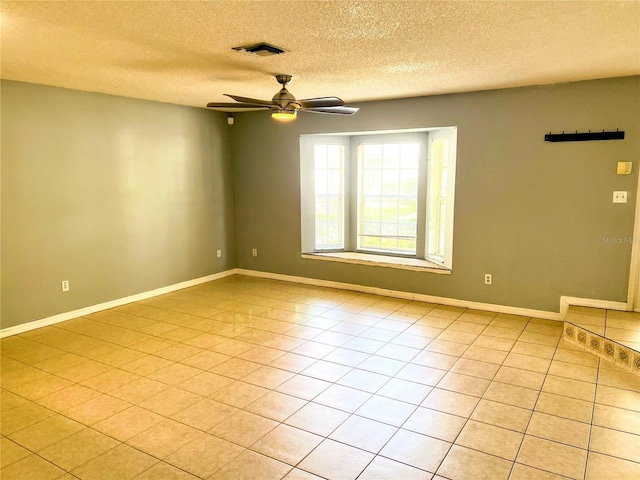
[2, 275, 640, 479]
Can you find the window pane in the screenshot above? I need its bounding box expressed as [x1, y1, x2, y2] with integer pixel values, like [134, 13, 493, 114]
[358, 142, 419, 255]
[315, 144, 344, 250]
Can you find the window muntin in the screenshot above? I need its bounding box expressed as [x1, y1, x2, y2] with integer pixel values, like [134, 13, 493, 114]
[357, 142, 420, 255]
[314, 144, 344, 250]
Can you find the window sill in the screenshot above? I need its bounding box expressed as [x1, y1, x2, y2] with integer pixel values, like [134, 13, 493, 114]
[301, 251, 451, 274]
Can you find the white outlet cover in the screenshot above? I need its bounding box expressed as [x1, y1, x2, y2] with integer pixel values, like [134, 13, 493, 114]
[613, 191, 628, 203]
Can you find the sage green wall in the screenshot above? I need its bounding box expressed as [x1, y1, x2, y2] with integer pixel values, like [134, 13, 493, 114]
[1, 81, 235, 328]
[232, 77, 640, 313]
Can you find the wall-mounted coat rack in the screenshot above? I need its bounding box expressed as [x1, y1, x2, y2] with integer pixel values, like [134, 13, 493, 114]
[544, 129, 625, 142]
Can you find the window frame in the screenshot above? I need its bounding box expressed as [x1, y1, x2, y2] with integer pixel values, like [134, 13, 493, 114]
[300, 127, 457, 271]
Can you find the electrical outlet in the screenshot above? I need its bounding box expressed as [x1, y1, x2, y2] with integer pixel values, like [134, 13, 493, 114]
[613, 191, 628, 203]
[252, 248, 258, 257]
[484, 274, 492, 285]
[61, 280, 70, 292]
[217, 249, 222, 258]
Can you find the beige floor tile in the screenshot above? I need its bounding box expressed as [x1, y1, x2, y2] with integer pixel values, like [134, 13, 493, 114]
[126, 418, 202, 458]
[275, 374, 332, 400]
[8, 414, 84, 452]
[56, 360, 114, 382]
[80, 368, 141, 394]
[534, 391, 593, 423]
[251, 423, 323, 465]
[241, 365, 295, 389]
[210, 449, 292, 480]
[39, 428, 119, 471]
[456, 420, 523, 460]
[592, 403, 640, 435]
[63, 394, 131, 425]
[437, 445, 512, 480]
[72, 443, 158, 480]
[585, 452, 640, 480]
[381, 429, 451, 472]
[35, 384, 103, 412]
[542, 375, 596, 402]
[503, 353, 551, 374]
[377, 378, 433, 405]
[527, 412, 591, 448]
[119, 355, 174, 375]
[518, 331, 560, 347]
[0, 437, 31, 468]
[213, 410, 279, 447]
[1, 388, 28, 411]
[319, 347, 368, 368]
[509, 463, 567, 479]
[482, 381, 538, 409]
[357, 355, 406, 376]
[139, 387, 202, 416]
[437, 371, 490, 397]
[358, 456, 433, 479]
[245, 390, 307, 422]
[302, 360, 353, 383]
[482, 325, 521, 340]
[548, 360, 598, 383]
[0, 454, 67, 480]
[314, 384, 372, 413]
[472, 335, 515, 352]
[397, 363, 447, 386]
[93, 406, 164, 441]
[209, 380, 271, 412]
[178, 370, 235, 396]
[282, 469, 325, 480]
[298, 439, 375, 480]
[598, 368, 640, 392]
[171, 398, 239, 430]
[511, 341, 557, 360]
[356, 394, 416, 426]
[404, 406, 467, 442]
[494, 366, 546, 390]
[108, 377, 169, 404]
[375, 343, 421, 362]
[517, 435, 587, 479]
[425, 339, 468, 356]
[132, 460, 199, 479]
[8, 373, 75, 400]
[595, 385, 640, 412]
[268, 352, 318, 372]
[165, 433, 244, 478]
[181, 349, 229, 369]
[147, 363, 202, 386]
[337, 368, 390, 393]
[329, 414, 398, 453]
[412, 350, 458, 370]
[285, 401, 350, 436]
[553, 348, 600, 367]
[450, 358, 500, 380]
[461, 345, 508, 365]
[422, 388, 479, 417]
[589, 425, 640, 462]
[471, 399, 532, 432]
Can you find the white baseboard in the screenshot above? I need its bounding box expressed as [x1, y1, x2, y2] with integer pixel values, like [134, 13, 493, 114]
[3, 267, 631, 338]
[235, 269, 565, 321]
[559, 296, 629, 318]
[0, 269, 237, 339]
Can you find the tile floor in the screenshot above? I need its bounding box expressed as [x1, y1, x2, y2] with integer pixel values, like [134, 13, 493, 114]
[565, 306, 640, 351]
[1, 275, 640, 480]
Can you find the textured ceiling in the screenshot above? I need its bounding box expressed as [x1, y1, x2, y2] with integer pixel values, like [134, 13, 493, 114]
[1, 1, 639, 110]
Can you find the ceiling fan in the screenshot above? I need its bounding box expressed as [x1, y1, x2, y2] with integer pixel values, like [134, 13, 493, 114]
[206, 74, 359, 121]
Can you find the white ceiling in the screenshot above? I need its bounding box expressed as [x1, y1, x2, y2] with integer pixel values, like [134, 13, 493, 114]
[1, 1, 639, 110]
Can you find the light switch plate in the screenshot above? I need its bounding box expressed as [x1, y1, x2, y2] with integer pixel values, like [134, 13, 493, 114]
[617, 162, 632, 175]
[613, 191, 628, 203]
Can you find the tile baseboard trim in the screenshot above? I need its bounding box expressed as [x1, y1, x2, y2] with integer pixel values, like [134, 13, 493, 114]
[559, 296, 629, 318]
[0, 269, 237, 339]
[235, 268, 564, 321]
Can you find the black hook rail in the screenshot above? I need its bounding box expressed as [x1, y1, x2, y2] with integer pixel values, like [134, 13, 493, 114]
[544, 129, 625, 142]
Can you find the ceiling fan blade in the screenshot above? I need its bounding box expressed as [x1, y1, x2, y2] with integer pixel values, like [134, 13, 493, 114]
[206, 102, 271, 109]
[298, 97, 344, 108]
[304, 106, 359, 115]
[225, 94, 274, 106]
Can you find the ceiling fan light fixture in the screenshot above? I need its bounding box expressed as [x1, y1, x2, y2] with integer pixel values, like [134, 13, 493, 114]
[271, 109, 297, 121]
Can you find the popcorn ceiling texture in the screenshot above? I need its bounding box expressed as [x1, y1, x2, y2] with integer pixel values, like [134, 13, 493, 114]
[1, 1, 639, 109]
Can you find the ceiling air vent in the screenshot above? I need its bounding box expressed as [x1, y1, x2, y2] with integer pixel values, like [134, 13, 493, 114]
[232, 43, 287, 56]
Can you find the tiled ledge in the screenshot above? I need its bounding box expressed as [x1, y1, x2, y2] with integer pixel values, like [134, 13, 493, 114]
[562, 321, 640, 375]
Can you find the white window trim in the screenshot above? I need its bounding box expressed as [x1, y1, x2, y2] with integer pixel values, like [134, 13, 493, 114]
[300, 127, 457, 272]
